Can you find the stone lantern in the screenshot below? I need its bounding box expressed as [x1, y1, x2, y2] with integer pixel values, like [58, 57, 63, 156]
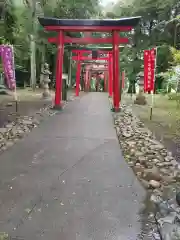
[134, 71, 147, 105]
[41, 63, 51, 99]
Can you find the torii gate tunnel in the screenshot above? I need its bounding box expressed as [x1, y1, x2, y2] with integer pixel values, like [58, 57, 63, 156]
[72, 49, 110, 97]
[86, 64, 109, 93]
[38, 17, 141, 112]
[81, 62, 109, 92]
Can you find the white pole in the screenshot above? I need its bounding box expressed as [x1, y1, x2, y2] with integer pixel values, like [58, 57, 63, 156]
[11, 45, 18, 112]
[30, 34, 36, 91]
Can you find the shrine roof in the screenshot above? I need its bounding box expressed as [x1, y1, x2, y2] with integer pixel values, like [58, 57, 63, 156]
[38, 16, 141, 27]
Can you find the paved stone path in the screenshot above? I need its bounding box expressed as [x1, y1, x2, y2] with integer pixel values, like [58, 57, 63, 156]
[0, 93, 145, 240]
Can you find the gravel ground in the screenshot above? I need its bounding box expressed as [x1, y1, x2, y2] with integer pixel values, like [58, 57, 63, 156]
[110, 97, 180, 239]
[0, 89, 75, 128]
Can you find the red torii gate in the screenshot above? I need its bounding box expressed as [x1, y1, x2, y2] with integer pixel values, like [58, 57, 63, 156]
[82, 62, 109, 92]
[69, 46, 124, 96]
[90, 65, 109, 92]
[71, 50, 110, 97]
[38, 17, 141, 112]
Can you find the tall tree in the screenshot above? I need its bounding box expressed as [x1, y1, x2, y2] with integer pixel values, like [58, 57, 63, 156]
[110, 0, 179, 92]
[3, 0, 17, 44]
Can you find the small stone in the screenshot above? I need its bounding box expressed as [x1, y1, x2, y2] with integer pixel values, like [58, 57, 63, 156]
[161, 152, 167, 157]
[157, 162, 166, 168]
[152, 158, 159, 164]
[136, 172, 142, 177]
[164, 156, 172, 162]
[22, 120, 33, 125]
[5, 123, 13, 129]
[133, 165, 144, 174]
[130, 148, 135, 155]
[143, 167, 162, 181]
[138, 156, 146, 162]
[176, 192, 180, 206]
[149, 180, 161, 189]
[122, 131, 133, 138]
[159, 168, 171, 175]
[161, 175, 176, 184]
[135, 151, 144, 157]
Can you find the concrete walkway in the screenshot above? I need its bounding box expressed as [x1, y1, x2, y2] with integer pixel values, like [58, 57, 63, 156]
[0, 93, 145, 240]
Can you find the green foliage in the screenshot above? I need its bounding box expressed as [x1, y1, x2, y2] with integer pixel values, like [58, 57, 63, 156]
[171, 47, 180, 65]
[0, 0, 100, 83]
[3, 0, 17, 44]
[54, 0, 99, 19]
[111, 0, 180, 93]
[156, 45, 173, 73]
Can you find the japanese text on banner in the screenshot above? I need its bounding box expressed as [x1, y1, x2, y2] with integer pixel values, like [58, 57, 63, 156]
[0, 45, 16, 90]
[144, 49, 155, 92]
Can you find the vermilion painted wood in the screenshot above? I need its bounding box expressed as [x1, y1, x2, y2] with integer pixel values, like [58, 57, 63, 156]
[45, 26, 133, 32]
[89, 69, 108, 71]
[72, 50, 111, 54]
[84, 67, 89, 92]
[75, 52, 81, 96]
[104, 71, 107, 92]
[108, 53, 113, 97]
[72, 56, 109, 61]
[48, 36, 129, 44]
[55, 31, 64, 107]
[113, 31, 120, 111]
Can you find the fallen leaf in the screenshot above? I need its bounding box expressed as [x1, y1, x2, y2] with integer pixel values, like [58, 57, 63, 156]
[25, 208, 31, 214]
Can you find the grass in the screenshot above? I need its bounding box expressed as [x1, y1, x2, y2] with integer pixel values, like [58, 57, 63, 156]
[122, 93, 180, 142]
[0, 88, 55, 104]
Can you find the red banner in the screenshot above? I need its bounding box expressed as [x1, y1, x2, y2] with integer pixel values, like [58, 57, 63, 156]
[144, 48, 156, 92]
[0, 45, 16, 90]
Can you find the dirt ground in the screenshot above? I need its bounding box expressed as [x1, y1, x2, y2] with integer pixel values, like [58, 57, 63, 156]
[0, 88, 55, 127]
[122, 93, 180, 162]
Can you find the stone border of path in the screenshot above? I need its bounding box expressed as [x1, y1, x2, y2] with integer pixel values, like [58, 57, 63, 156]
[0, 95, 75, 155]
[108, 98, 180, 239]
